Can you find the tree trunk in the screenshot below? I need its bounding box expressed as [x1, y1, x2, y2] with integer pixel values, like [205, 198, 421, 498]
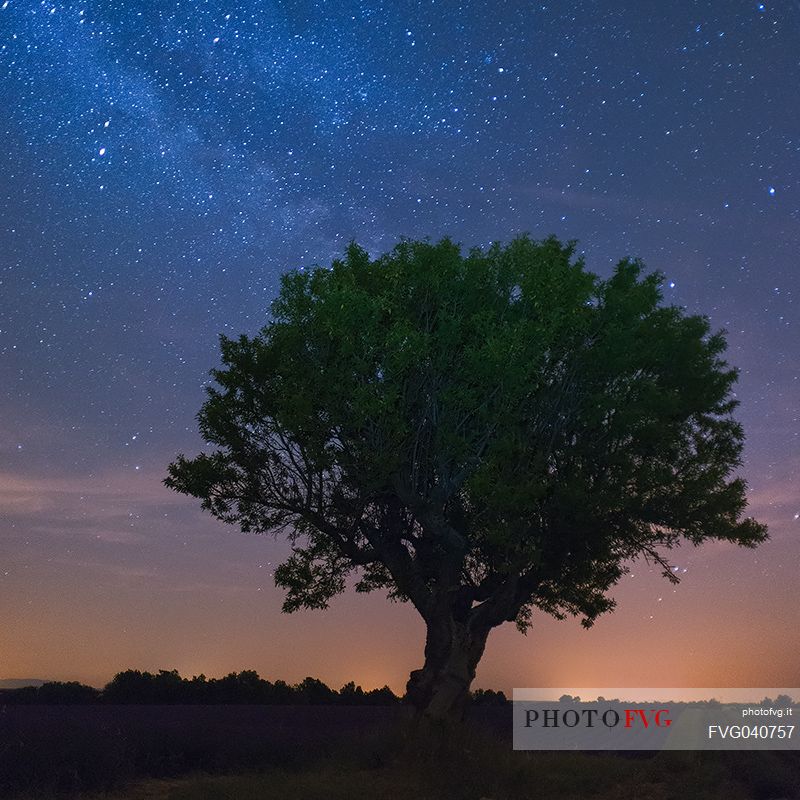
[406, 610, 491, 723]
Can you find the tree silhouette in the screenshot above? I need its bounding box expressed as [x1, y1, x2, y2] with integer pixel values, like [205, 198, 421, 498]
[339, 681, 367, 705]
[97, 669, 399, 704]
[166, 235, 767, 721]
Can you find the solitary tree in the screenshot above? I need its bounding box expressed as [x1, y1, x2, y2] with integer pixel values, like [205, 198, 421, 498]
[165, 236, 766, 721]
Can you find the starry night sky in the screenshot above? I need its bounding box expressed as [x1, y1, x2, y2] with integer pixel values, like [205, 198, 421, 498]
[2, 1, 798, 692]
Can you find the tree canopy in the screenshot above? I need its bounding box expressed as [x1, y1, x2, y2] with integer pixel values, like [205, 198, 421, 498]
[166, 235, 767, 720]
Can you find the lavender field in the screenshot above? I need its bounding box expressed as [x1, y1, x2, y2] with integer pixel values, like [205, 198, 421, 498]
[0, 704, 411, 795]
[4, 704, 800, 800]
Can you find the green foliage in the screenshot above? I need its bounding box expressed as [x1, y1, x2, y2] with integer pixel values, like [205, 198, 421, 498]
[166, 234, 766, 632]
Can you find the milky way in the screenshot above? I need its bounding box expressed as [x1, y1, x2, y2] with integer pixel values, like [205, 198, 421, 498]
[2, 1, 798, 690]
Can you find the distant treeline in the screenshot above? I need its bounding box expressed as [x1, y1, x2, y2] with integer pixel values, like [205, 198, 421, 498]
[0, 669, 509, 706]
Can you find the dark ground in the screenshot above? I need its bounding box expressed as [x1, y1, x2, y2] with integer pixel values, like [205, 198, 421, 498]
[2, 704, 799, 799]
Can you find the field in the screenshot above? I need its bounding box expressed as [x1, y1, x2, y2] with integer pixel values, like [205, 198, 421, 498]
[2, 704, 800, 799]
